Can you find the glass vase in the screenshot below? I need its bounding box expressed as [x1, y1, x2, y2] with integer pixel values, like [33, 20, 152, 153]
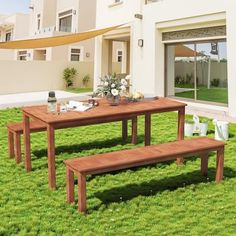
[106, 95, 121, 106]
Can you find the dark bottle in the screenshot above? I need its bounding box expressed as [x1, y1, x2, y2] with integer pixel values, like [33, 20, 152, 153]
[47, 91, 57, 113]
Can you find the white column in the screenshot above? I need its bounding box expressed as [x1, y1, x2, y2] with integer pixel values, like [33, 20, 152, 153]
[166, 45, 175, 96]
[226, 2, 236, 117]
[93, 36, 103, 90]
[121, 42, 127, 74]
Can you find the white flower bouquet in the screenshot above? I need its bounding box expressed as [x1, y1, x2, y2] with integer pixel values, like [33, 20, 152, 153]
[95, 74, 130, 105]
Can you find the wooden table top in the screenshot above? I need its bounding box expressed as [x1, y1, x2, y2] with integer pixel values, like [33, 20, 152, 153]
[22, 97, 186, 124]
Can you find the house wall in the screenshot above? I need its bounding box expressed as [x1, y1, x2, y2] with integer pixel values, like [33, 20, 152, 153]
[95, 0, 236, 116]
[141, 0, 236, 115]
[0, 13, 30, 60]
[0, 60, 94, 95]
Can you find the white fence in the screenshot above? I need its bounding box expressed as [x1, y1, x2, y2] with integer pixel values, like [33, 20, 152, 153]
[0, 61, 94, 95]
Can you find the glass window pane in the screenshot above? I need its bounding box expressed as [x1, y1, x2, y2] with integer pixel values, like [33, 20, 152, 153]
[71, 55, 80, 61]
[166, 44, 195, 100]
[196, 41, 228, 104]
[59, 15, 72, 32]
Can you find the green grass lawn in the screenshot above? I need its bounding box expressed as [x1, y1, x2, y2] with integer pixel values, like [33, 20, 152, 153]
[66, 87, 93, 94]
[1, 109, 236, 235]
[175, 87, 228, 104]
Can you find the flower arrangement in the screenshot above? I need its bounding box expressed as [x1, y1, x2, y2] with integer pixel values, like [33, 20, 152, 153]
[96, 74, 130, 105]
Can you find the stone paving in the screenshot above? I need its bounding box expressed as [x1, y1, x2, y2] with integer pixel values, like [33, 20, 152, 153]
[0, 90, 91, 109]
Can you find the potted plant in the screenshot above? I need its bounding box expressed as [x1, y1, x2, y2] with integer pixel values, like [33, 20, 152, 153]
[95, 74, 129, 105]
[184, 120, 194, 137]
[199, 118, 209, 136]
[63, 67, 78, 88]
[82, 74, 90, 87]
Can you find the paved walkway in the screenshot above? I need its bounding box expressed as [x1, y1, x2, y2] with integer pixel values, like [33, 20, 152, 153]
[179, 100, 236, 123]
[0, 90, 91, 109]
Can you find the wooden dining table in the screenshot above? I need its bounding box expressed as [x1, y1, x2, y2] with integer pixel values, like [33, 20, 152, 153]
[22, 97, 186, 190]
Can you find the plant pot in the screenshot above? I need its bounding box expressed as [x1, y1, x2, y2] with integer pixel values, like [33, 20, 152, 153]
[184, 122, 194, 137]
[213, 120, 229, 141]
[106, 95, 121, 106]
[199, 122, 208, 136]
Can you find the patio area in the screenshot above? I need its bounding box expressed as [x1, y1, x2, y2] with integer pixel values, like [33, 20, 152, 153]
[0, 90, 91, 109]
[0, 105, 236, 234]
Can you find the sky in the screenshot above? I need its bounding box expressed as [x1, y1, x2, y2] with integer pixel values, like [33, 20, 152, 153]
[0, 0, 30, 15]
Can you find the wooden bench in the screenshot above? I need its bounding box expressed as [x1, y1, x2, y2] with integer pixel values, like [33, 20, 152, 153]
[64, 137, 225, 213]
[7, 121, 46, 163]
[7, 118, 138, 164]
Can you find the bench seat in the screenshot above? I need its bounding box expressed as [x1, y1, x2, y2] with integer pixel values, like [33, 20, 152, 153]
[7, 118, 138, 165]
[64, 137, 225, 213]
[7, 121, 46, 163]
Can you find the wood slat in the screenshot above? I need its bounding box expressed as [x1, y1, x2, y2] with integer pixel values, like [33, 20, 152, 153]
[22, 98, 186, 125]
[65, 137, 225, 175]
[7, 121, 46, 134]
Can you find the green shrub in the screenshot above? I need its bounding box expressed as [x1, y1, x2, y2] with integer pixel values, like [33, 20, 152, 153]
[82, 74, 90, 87]
[63, 67, 78, 88]
[210, 78, 220, 87]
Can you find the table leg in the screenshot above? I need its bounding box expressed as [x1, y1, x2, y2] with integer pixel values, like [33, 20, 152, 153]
[131, 117, 138, 144]
[216, 147, 224, 183]
[201, 153, 208, 176]
[122, 119, 128, 142]
[23, 114, 31, 172]
[47, 124, 56, 190]
[145, 114, 151, 146]
[176, 108, 185, 165]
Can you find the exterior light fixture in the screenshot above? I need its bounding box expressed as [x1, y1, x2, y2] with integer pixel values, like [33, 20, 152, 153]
[138, 39, 144, 47]
[29, 5, 34, 10]
[134, 14, 143, 20]
[73, 10, 77, 15]
[86, 52, 90, 58]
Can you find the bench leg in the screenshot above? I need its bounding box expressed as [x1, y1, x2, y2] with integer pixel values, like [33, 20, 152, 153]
[131, 117, 138, 144]
[8, 130, 14, 159]
[201, 153, 208, 176]
[122, 119, 128, 142]
[15, 133, 22, 164]
[216, 147, 224, 183]
[78, 173, 86, 213]
[66, 167, 75, 204]
[145, 114, 151, 146]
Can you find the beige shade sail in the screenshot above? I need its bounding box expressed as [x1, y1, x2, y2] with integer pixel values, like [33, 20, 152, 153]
[175, 44, 204, 57]
[0, 25, 122, 49]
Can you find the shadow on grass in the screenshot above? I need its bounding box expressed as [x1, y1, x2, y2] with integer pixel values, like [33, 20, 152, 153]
[32, 135, 145, 159]
[206, 129, 234, 138]
[93, 167, 236, 210]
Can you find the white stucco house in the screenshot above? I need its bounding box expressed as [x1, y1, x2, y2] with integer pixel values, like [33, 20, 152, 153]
[94, 0, 236, 118]
[0, 13, 30, 60]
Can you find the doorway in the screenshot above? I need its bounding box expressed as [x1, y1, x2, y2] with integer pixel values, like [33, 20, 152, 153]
[166, 40, 228, 105]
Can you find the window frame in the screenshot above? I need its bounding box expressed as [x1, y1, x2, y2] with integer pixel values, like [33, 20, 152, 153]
[69, 46, 84, 62]
[17, 50, 28, 61]
[58, 9, 73, 33]
[116, 49, 123, 62]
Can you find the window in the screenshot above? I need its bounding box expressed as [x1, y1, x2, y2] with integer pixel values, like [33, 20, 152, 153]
[117, 50, 123, 62]
[58, 10, 73, 32]
[70, 48, 82, 61]
[17, 50, 27, 61]
[5, 32, 11, 42]
[37, 14, 41, 30]
[166, 40, 228, 105]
